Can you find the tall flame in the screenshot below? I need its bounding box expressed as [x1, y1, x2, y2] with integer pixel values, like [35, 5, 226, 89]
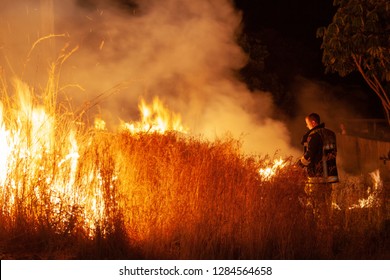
[0, 79, 190, 238]
[121, 97, 188, 134]
[0, 78, 109, 237]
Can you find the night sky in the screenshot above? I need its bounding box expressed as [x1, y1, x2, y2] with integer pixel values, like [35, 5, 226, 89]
[234, 0, 343, 81]
[234, 0, 383, 119]
[235, 1, 333, 71]
[235, 0, 334, 37]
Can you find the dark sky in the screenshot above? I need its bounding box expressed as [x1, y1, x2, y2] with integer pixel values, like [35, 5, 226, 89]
[234, 1, 384, 119]
[234, 0, 337, 79]
[235, 0, 335, 38]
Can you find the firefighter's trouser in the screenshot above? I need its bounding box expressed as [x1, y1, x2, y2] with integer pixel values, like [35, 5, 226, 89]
[304, 182, 334, 258]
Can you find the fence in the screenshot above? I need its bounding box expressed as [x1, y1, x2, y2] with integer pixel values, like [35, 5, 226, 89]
[337, 134, 390, 182]
[337, 134, 390, 221]
[339, 118, 390, 141]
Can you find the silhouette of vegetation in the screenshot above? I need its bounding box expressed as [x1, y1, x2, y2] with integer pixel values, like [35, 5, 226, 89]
[317, 0, 390, 123]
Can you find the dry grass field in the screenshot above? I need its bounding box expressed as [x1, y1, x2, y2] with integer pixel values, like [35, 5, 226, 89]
[0, 68, 388, 260]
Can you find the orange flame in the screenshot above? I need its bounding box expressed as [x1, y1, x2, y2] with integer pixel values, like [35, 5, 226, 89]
[121, 97, 188, 134]
[0, 79, 109, 237]
[1, 79, 190, 238]
[259, 158, 286, 181]
[349, 169, 383, 209]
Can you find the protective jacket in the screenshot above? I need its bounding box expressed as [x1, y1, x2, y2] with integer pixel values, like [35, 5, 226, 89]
[300, 123, 339, 184]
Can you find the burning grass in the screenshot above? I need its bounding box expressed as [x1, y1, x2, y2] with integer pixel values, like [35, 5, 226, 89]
[0, 70, 388, 260]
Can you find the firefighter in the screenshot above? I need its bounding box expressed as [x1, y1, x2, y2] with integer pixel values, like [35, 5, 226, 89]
[296, 112, 339, 258]
[298, 113, 339, 183]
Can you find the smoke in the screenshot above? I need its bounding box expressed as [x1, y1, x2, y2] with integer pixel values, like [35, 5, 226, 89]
[288, 76, 373, 147]
[0, 0, 299, 157]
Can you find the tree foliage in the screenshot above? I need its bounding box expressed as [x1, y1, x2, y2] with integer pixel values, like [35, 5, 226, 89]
[238, 32, 295, 115]
[317, 0, 390, 122]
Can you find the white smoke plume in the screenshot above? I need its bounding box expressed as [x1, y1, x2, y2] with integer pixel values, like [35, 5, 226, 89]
[0, 0, 299, 156]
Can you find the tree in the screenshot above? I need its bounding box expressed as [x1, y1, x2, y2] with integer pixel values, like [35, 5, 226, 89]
[238, 32, 296, 115]
[317, 0, 390, 123]
[238, 32, 269, 91]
